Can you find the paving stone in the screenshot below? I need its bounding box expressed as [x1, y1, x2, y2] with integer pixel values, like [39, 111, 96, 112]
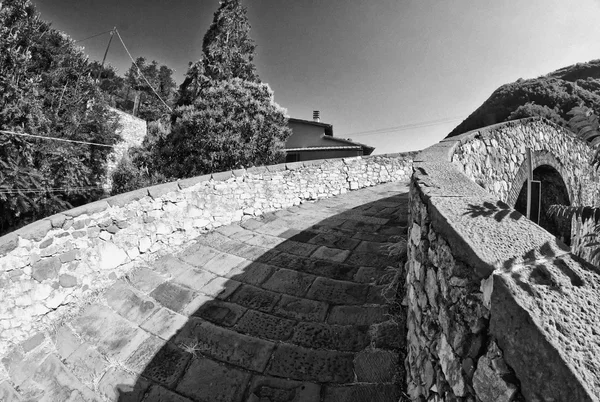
[54, 325, 82, 360]
[195, 231, 232, 248]
[345, 241, 397, 267]
[340, 220, 381, 233]
[105, 281, 158, 324]
[144, 384, 194, 402]
[328, 305, 389, 326]
[126, 266, 166, 293]
[150, 282, 196, 313]
[31, 257, 60, 282]
[173, 267, 217, 291]
[240, 218, 265, 231]
[227, 244, 271, 261]
[266, 344, 354, 383]
[310, 246, 351, 263]
[179, 244, 221, 268]
[175, 318, 275, 372]
[229, 284, 281, 313]
[203, 252, 247, 276]
[125, 335, 165, 374]
[274, 294, 328, 322]
[151, 255, 194, 279]
[353, 266, 391, 284]
[321, 384, 401, 402]
[141, 308, 188, 340]
[246, 375, 321, 402]
[246, 234, 286, 248]
[354, 349, 399, 383]
[181, 293, 213, 316]
[235, 309, 295, 341]
[371, 320, 406, 350]
[216, 224, 246, 237]
[22, 332, 45, 353]
[0, 380, 22, 402]
[308, 232, 361, 251]
[72, 305, 144, 358]
[33, 354, 99, 401]
[200, 277, 242, 300]
[192, 300, 247, 327]
[254, 222, 291, 237]
[176, 357, 251, 402]
[141, 342, 191, 388]
[352, 232, 391, 243]
[65, 343, 108, 386]
[228, 227, 257, 242]
[262, 268, 316, 297]
[274, 240, 319, 257]
[98, 368, 150, 402]
[290, 322, 370, 352]
[306, 277, 368, 305]
[224, 261, 275, 285]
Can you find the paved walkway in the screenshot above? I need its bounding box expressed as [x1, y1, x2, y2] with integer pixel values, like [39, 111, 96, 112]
[45, 181, 409, 402]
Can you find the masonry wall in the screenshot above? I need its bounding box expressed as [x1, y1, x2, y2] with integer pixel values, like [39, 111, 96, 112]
[451, 119, 600, 207]
[406, 118, 600, 401]
[0, 153, 414, 359]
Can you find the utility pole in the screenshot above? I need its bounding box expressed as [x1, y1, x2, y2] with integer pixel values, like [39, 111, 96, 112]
[95, 27, 116, 83]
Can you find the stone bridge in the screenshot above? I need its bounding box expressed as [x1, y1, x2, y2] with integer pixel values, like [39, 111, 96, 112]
[1, 117, 600, 401]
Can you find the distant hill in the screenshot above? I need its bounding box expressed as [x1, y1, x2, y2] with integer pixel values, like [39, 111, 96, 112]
[447, 59, 600, 137]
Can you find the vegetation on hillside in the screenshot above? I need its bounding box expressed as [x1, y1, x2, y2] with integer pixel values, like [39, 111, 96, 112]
[111, 0, 291, 189]
[0, 0, 120, 234]
[448, 60, 600, 137]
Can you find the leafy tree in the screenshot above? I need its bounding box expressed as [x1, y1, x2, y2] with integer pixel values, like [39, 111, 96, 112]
[0, 0, 120, 234]
[159, 78, 290, 178]
[202, 0, 259, 82]
[125, 57, 175, 121]
[507, 102, 563, 126]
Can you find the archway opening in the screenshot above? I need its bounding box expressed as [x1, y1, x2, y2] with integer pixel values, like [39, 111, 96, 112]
[514, 165, 571, 244]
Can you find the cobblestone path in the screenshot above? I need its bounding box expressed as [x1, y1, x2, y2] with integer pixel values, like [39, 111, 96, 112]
[44, 181, 409, 402]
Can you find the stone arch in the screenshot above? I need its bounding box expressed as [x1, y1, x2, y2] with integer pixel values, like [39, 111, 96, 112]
[506, 150, 573, 208]
[512, 160, 572, 243]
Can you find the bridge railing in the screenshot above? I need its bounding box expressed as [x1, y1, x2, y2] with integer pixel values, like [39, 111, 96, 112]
[0, 153, 414, 360]
[406, 118, 600, 401]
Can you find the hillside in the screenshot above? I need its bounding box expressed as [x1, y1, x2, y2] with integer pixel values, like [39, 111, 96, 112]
[447, 59, 600, 137]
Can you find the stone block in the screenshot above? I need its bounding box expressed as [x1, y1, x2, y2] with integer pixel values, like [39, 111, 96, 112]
[54, 325, 82, 360]
[21, 332, 45, 353]
[0, 380, 22, 402]
[105, 282, 158, 324]
[97, 242, 128, 270]
[211, 171, 232, 182]
[141, 342, 191, 388]
[31, 257, 60, 282]
[177, 174, 212, 189]
[141, 308, 187, 340]
[150, 282, 196, 313]
[246, 376, 321, 402]
[192, 300, 246, 327]
[202, 252, 246, 276]
[262, 268, 316, 297]
[354, 349, 398, 383]
[176, 357, 251, 402]
[105, 189, 148, 207]
[229, 284, 281, 313]
[234, 309, 295, 341]
[59, 274, 77, 288]
[306, 276, 368, 305]
[62, 200, 109, 218]
[274, 294, 328, 322]
[0, 232, 19, 255]
[175, 318, 275, 372]
[65, 343, 108, 385]
[98, 368, 149, 402]
[173, 267, 216, 292]
[266, 343, 353, 383]
[32, 354, 98, 401]
[16, 220, 52, 242]
[290, 322, 369, 352]
[327, 305, 388, 326]
[321, 384, 401, 402]
[124, 335, 165, 374]
[200, 277, 241, 300]
[310, 246, 350, 263]
[127, 266, 167, 293]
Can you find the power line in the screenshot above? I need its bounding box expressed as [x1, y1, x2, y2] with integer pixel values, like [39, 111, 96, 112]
[74, 29, 114, 44]
[347, 116, 463, 137]
[0, 130, 114, 148]
[114, 29, 173, 113]
[0, 185, 105, 194]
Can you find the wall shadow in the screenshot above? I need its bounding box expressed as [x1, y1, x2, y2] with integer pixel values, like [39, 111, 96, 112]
[109, 190, 409, 402]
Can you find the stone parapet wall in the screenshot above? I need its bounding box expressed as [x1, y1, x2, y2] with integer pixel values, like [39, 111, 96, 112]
[0, 153, 414, 359]
[451, 118, 600, 207]
[406, 118, 600, 401]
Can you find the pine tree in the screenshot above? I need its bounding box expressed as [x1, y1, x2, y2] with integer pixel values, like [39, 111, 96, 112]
[202, 0, 259, 82]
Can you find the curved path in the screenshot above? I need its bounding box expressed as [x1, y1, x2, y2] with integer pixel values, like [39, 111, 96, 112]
[40, 181, 409, 402]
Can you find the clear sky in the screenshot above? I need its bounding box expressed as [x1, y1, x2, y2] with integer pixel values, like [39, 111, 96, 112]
[32, 0, 600, 154]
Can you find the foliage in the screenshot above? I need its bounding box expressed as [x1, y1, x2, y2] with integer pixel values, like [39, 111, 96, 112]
[448, 59, 600, 137]
[159, 78, 290, 178]
[124, 57, 176, 121]
[202, 0, 259, 82]
[0, 0, 120, 233]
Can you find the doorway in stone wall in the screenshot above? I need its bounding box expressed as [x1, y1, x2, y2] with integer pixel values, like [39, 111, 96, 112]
[514, 164, 571, 244]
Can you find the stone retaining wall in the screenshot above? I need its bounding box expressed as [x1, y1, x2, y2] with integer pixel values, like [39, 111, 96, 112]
[0, 153, 414, 358]
[406, 118, 600, 401]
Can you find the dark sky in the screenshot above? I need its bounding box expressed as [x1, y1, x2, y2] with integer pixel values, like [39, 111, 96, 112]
[33, 0, 600, 153]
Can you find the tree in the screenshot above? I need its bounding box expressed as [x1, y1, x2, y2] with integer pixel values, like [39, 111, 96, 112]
[201, 0, 259, 82]
[159, 78, 290, 178]
[124, 57, 175, 121]
[0, 0, 120, 234]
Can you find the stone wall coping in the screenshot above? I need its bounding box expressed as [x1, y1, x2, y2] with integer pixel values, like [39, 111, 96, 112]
[413, 117, 600, 400]
[0, 152, 412, 257]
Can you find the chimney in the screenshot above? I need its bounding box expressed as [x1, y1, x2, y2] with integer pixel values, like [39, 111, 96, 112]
[313, 111, 320, 122]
